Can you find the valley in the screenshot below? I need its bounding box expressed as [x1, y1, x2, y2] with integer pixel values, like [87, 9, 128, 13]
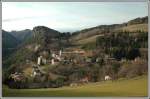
[2, 16, 148, 97]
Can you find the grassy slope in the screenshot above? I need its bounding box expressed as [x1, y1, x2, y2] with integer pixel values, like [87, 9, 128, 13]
[3, 75, 148, 97]
[72, 24, 148, 46]
[115, 24, 148, 32]
[75, 34, 103, 45]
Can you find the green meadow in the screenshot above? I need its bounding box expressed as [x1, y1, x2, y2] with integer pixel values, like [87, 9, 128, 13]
[3, 75, 148, 97]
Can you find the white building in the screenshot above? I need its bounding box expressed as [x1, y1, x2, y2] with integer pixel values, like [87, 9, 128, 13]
[37, 56, 42, 65]
[52, 53, 56, 58]
[59, 50, 62, 56]
[105, 75, 111, 80]
[51, 59, 55, 65]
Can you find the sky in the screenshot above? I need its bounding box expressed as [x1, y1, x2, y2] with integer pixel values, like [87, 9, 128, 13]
[2, 2, 148, 32]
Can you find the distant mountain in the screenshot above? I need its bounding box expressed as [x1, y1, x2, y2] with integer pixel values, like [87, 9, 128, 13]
[9, 29, 32, 42]
[71, 16, 148, 45]
[2, 30, 20, 59]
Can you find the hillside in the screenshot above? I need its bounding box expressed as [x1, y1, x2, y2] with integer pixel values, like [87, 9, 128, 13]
[71, 16, 148, 45]
[2, 30, 20, 59]
[9, 29, 32, 42]
[2, 30, 20, 49]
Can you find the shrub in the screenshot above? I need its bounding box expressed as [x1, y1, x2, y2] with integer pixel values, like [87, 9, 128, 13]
[118, 60, 147, 78]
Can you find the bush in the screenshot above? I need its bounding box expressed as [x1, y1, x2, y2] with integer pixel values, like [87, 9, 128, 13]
[118, 60, 147, 78]
[126, 48, 141, 60]
[112, 62, 121, 74]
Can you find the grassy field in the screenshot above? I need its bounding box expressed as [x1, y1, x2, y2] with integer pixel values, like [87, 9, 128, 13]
[3, 75, 148, 97]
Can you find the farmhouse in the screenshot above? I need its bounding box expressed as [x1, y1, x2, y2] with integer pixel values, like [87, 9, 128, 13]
[105, 75, 111, 80]
[9, 72, 26, 82]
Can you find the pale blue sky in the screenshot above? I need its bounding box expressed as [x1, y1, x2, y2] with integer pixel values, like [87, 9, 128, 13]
[2, 2, 148, 32]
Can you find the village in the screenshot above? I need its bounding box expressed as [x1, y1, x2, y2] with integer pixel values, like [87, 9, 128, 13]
[9, 47, 122, 88]
[9, 37, 149, 89]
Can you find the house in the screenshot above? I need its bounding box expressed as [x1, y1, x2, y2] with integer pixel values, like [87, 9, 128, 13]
[104, 57, 116, 64]
[9, 72, 25, 82]
[52, 53, 56, 58]
[37, 56, 47, 65]
[59, 50, 62, 56]
[37, 56, 42, 65]
[86, 57, 92, 63]
[134, 57, 140, 62]
[70, 83, 78, 87]
[50, 50, 62, 65]
[79, 76, 89, 84]
[51, 59, 55, 65]
[105, 75, 111, 80]
[121, 58, 127, 62]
